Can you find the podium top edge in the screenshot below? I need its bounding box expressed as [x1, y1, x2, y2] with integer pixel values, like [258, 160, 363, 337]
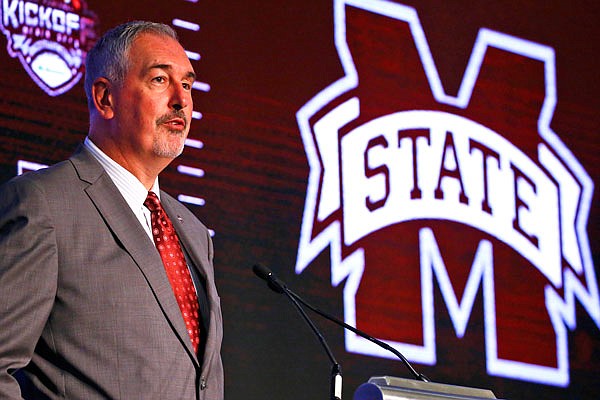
[367, 376, 497, 399]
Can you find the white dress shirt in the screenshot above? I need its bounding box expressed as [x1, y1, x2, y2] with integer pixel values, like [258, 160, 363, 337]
[83, 137, 157, 241]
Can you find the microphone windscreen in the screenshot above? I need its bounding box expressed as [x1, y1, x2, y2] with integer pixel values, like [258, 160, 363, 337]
[252, 263, 272, 281]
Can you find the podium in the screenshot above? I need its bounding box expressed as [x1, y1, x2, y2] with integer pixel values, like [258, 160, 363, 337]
[354, 376, 500, 400]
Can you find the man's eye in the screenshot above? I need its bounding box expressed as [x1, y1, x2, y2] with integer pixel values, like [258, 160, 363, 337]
[153, 76, 167, 84]
[182, 82, 192, 90]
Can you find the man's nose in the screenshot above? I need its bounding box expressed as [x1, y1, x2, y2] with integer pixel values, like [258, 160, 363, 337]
[169, 84, 190, 111]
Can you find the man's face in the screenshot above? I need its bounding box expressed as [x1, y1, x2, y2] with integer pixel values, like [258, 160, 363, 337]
[112, 33, 195, 164]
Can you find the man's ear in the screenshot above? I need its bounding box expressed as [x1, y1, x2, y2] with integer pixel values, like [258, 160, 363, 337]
[91, 77, 115, 119]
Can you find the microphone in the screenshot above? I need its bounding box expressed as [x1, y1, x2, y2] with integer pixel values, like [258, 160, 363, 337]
[252, 263, 286, 293]
[252, 264, 429, 383]
[253, 264, 343, 400]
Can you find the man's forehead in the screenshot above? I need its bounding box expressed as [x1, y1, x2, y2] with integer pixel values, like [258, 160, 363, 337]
[129, 33, 195, 76]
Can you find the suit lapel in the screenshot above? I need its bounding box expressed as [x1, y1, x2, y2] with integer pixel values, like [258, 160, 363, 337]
[70, 148, 199, 363]
[162, 194, 221, 371]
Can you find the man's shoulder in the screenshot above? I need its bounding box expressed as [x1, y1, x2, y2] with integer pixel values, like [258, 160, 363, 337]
[0, 146, 102, 192]
[1, 159, 74, 192]
[0, 162, 83, 220]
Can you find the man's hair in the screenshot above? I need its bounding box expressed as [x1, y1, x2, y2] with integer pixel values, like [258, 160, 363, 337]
[84, 21, 178, 109]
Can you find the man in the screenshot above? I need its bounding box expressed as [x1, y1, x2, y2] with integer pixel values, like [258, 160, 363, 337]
[0, 21, 224, 399]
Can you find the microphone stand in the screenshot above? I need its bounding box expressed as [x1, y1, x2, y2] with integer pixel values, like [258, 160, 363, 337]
[286, 288, 429, 382]
[282, 287, 343, 400]
[253, 263, 429, 397]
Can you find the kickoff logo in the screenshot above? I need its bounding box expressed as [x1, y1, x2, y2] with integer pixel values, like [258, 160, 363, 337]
[0, 0, 97, 96]
[296, 0, 599, 387]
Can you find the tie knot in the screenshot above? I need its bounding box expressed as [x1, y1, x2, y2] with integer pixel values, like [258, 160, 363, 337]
[144, 191, 161, 212]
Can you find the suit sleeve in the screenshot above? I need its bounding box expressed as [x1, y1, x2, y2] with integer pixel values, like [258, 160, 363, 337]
[0, 178, 58, 399]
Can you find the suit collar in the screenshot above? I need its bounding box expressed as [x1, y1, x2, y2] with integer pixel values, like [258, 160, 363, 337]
[69, 144, 105, 185]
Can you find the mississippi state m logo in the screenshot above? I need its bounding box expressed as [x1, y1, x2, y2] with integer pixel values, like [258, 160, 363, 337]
[296, 0, 599, 387]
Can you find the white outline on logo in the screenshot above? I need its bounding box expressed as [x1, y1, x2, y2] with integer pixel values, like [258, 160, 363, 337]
[295, 0, 598, 387]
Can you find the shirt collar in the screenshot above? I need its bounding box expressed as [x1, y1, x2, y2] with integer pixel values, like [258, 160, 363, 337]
[83, 136, 160, 211]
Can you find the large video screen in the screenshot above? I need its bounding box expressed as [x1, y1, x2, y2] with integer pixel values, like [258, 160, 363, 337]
[1, 0, 598, 399]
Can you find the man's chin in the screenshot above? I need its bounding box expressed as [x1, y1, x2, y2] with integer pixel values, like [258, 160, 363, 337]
[153, 139, 186, 159]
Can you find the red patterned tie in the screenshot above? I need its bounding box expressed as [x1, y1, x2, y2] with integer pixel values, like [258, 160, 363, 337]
[144, 191, 200, 353]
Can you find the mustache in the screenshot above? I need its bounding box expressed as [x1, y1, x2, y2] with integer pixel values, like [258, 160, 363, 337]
[155, 110, 188, 127]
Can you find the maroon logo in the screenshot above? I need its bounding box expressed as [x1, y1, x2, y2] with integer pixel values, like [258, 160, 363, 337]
[296, 0, 598, 387]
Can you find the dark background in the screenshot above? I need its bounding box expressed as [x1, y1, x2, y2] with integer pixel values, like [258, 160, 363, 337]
[1, 1, 598, 399]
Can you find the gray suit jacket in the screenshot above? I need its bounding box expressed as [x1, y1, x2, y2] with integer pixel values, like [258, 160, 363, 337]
[0, 147, 224, 399]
